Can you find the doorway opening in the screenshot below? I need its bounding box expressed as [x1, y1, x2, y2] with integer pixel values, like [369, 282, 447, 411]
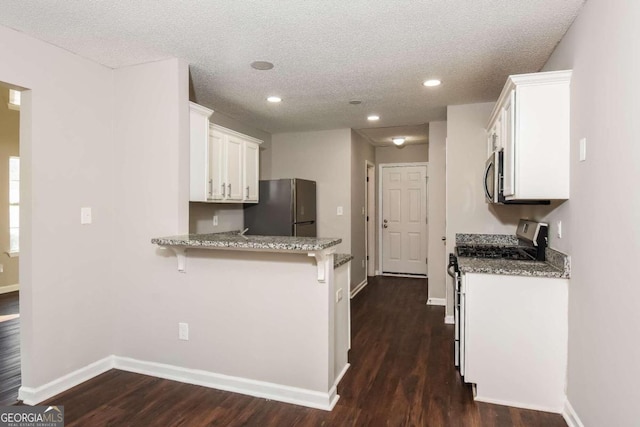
[0, 84, 21, 405]
[379, 163, 428, 277]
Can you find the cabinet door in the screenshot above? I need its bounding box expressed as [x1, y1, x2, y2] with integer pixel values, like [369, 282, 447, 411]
[208, 130, 225, 200]
[243, 141, 260, 202]
[189, 103, 213, 202]
[225, 135, 244, 201]
[501, 90, 516, 197]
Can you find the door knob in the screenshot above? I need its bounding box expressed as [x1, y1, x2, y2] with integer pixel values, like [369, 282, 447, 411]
[383, 224, 388, 229]
[383, 219, 388, 223]
[441, 237, 446, 241]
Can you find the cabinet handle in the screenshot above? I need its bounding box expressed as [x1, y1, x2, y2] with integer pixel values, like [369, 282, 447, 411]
[228, 183, 231, 196]
[208, 179, 213, 196]
[222, 183, 226, 197]
[246, 186, 250, 198]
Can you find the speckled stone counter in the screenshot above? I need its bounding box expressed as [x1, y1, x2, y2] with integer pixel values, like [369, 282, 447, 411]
[457, 257, 568, 278]
[334, 254, 353, 269]
[455, 233, 570, 278]
[151, 233, 341, 252]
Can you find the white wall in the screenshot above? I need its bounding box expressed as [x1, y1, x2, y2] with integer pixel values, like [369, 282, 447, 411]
[270, 129, 352, 253]
[350, 130, 375, 290]
[0, 25, 116, 388]
[541, 1, 640, 425]
[112, 58, 192, 360]
[375, 143, 428, 164]
[427, 122, 446, 302]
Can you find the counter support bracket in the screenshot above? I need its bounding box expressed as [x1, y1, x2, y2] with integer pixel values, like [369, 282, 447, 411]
[308, 248, 336, 283]
[170, 247, 187, 273]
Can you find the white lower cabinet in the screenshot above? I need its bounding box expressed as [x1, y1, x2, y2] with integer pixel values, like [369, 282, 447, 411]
[190, 101, 262, 203]
[462, 272, 568, 412]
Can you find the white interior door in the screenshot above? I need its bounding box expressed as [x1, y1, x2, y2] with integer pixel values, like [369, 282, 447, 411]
[381, 165, 428, 275]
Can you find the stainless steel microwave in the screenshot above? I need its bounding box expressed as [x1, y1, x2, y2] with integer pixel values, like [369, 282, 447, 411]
[484, 150, 550, 205]
[484, 151, 500, 203]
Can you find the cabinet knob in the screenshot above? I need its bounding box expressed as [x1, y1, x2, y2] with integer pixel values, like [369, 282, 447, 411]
[246, 186, 250, 198]
[222, 183, 226, 197]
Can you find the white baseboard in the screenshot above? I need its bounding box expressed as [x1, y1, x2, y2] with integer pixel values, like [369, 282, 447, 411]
[444, 315, 454, 324]
[427, 298, 446, 306]
[562, 398, 584, 427]
[18, 356, 114, 405]
[113, 356, 339, 411]
[474, 395, 562, 414]
[0, 284, 19, 294]
[350, 279, 368, 298]
[334, 363, 350, 387]
[382, 273, 427, 279]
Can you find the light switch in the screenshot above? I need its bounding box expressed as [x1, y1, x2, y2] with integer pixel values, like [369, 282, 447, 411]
[579, 138, 587, 162]
[0, 264, 3, 273]
[557, 221, 562, 239]
[80, 207, 92, 225]
[213, 215, 218, 226]
[337, 206, 343, 216]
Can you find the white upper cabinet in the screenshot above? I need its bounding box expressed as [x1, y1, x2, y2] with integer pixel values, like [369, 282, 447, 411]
[189, 102, 214, 202]
[487, 70, 571, 201]
[243, 140, 260, 202]
[190, 103, 262, 203]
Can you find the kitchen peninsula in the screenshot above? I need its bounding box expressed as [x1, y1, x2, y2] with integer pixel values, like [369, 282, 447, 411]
[150, 232, 350, 410]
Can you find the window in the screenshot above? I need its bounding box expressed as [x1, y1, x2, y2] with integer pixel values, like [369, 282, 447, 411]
[9, 157, 19, 254]
[8, 89, 20, 111]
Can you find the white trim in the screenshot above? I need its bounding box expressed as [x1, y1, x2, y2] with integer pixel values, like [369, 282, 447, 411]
[4, 251, 19, 258]
[562, 398, 585, 427]
[374, 270, 379, 276]
[444, 315, 455, 324]
[18, 356, 115, 405]
[427, 297, 446, 306]
[381, 273, 426, 279]
[113, 356, 338, 411]
[19, 355, 340, 410]
[378, 163, 429, 277]
[350, 279, 368, 298]
[0, 284, 19, 294]
[365, 160, 376, 278]
[334, 363, 350, 387]
[474, 395, 562, 414]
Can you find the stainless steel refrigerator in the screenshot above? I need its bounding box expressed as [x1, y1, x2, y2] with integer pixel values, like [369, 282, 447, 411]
[243, 179, 317, 237]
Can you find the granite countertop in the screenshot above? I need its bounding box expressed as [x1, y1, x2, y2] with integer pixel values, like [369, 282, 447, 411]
[334, 253, 354, 269]
[457, 257, 567, 278]
[151, 233, 342, 252]
[456, 233, 570, 279]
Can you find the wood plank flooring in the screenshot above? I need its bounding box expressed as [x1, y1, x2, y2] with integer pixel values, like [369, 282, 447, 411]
[40, 277, 566, 426]
[0, 291, 20, 406]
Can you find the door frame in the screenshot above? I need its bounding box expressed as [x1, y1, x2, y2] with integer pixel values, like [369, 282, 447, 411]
[378, 162, 429, 277]
[364, 161, 376, 277]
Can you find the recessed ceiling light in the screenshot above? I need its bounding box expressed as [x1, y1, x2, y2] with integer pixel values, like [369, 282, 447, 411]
[267, 96, 282, 103]
[367, 115, 380, 121]
[251, 61, 274, 70]
[423, 79, 442, 87]
[392, 137, 406, 146]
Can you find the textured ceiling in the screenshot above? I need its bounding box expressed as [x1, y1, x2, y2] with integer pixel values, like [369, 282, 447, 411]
[0, 1, 584, 137]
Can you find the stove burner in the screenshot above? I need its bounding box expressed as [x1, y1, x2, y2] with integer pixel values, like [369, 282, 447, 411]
[456, 245, 537, 261]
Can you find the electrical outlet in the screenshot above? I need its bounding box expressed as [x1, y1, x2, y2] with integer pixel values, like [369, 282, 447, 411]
[213, 215, 218, 226]
[557, 221, 562, 239]
[0, 264, 3, 273]
[361, 260, 365, 268]
[579, 138, 587, 162]
[337, 206, 343, 216]
[361, 206, 365, 215]
[336, 288, 343, 303]
[179, 322, 189, 341]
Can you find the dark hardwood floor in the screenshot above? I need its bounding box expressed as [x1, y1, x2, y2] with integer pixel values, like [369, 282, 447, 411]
[0, 291, 20, 406]
[41, 277, 566, 426]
